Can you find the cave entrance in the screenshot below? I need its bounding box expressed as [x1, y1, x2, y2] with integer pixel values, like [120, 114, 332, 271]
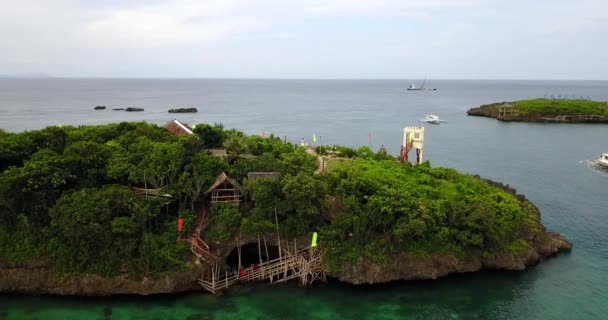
[226, 242, 280, 270]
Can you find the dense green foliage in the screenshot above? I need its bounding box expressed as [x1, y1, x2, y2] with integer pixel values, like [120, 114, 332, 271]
[320, 160, 538, 270]
[511, 99, 608, 115]
[0, 122, 541, 277]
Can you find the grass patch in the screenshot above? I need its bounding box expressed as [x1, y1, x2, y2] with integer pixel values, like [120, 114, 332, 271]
[512, 98, 608, 116]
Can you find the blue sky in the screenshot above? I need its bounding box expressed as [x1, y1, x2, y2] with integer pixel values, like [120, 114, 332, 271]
[0, 0, 606, 79]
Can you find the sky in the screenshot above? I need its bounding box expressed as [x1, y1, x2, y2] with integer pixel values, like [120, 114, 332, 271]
[0, 0, 606, 79]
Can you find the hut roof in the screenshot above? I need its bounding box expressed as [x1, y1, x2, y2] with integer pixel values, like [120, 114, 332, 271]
[165, 119, 194, 135]
[204, 172, 242, 195]
[247, 172, 281, 180]
[499, 103, 513, 108]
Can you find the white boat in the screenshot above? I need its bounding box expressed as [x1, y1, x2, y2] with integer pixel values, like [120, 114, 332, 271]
[407, 78, 426, 91]
[597, 153, 608, 168]
[423, 113, 445, 124]
[406, 77, 437, 91]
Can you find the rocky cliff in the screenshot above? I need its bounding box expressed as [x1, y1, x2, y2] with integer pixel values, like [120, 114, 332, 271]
[0, 262, 204, 296]
[334, 231, 570, 284]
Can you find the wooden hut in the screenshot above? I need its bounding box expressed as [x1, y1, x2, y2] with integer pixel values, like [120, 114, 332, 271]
[165, 119, 194, 136]
[204, 172, 242, 206]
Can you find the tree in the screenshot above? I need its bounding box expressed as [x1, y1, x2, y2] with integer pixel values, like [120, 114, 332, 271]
[63, 141, 112, 188]
[176, 152, 228, 210]
[0, 149, 73, 225]
[193, 123, 224, 148]
[280, 148, 318, 175]
[280, 173, 327, 236]
[49, 186, 148, 274]
[223, 132, 248, 162]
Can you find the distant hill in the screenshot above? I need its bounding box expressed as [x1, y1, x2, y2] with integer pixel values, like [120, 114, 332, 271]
[0, 73, 52, 78]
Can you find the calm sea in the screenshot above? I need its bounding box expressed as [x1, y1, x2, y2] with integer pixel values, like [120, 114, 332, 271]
[1, 79, 607, 319]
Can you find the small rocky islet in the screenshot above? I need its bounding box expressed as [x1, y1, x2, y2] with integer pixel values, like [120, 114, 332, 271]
[0, 121, 571, 296]
[467, 98, 608, 123]
[168, 107, 198, 113]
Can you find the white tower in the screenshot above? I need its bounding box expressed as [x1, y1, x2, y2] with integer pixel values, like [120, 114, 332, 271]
[400, 126, 425, 164]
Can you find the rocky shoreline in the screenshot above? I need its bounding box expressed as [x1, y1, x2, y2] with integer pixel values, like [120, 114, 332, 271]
[0, 230, 570, 295]
[0, 262, 204, 296]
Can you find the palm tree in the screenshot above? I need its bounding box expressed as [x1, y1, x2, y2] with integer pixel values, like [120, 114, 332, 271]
[223, 133, 248, 163]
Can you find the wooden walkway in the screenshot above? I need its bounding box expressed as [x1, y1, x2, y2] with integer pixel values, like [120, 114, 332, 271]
[179, 206, 218, 264]
[198, 246, 326, 294]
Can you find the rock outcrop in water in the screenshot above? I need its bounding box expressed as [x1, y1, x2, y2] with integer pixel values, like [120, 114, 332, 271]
[94, 106, 106, 110]
[168, 107, 198, 113]
[125, 107, 144, 112]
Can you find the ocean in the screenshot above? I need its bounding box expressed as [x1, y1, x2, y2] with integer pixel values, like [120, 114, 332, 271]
[1, 78, 607, 319]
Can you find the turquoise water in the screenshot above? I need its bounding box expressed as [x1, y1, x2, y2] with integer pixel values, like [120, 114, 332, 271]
[0, 268, 589, 320]
[1, 79, 608, 319]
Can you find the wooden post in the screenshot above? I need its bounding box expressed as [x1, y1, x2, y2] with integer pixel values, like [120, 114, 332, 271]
[275, 208, 282, 261]
[263, 235, 269, 261]
[226, 271, 228, 288]
[236, 238, 241, 270]
[258, 234, 262, 265]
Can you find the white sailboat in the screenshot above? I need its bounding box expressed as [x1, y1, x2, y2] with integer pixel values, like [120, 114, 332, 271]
[407, 77, 426, 91]
[406, 77, 437, 91]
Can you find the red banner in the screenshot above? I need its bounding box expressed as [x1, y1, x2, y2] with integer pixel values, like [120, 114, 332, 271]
[177, 218, 184, 232]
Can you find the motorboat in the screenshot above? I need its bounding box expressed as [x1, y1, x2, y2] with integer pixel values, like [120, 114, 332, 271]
[423, 113, 445, 124]
[597, 153, 608, 168]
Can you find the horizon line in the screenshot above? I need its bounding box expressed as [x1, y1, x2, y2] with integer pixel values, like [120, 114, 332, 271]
[1, 75, 607, 81]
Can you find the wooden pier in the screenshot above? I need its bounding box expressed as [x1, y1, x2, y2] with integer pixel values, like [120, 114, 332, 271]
[198, 246, 326, 294]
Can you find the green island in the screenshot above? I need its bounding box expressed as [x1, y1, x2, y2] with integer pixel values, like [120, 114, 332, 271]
[0, 122, 571, 295]
[467, 98, 608, 122]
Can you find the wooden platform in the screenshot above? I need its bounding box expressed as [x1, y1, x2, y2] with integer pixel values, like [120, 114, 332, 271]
[198, 246, 326, 294]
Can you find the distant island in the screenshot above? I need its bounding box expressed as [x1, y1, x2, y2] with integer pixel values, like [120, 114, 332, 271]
[467, 99, 608, 123]
[0, 73, 52, 79]
[0, 122, 571, 296]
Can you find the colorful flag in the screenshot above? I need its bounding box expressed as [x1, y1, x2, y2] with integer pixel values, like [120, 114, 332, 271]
[177, 218, 184, 232]
[262, 131, 267, 138]
[313, 133, 317, 143]
[368, 131, 372, 144]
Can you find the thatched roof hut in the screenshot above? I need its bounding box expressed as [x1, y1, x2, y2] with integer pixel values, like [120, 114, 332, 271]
[204, 172, 242, 206]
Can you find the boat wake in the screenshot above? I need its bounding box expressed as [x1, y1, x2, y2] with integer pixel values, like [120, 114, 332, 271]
[581, 160, 608, 177]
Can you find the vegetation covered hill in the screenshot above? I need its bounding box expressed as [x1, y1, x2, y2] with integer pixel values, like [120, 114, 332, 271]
[467, 98, 608, 122]
[0, 122, 568, 283]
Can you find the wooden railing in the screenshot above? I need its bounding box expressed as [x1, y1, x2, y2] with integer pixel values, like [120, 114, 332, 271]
[198, 247, 326, 294]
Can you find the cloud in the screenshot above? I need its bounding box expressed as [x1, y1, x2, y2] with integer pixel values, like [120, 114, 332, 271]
[0, 0, 607, 78]
[82, 0, 261, 48]
[302, 0, 491, 16]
